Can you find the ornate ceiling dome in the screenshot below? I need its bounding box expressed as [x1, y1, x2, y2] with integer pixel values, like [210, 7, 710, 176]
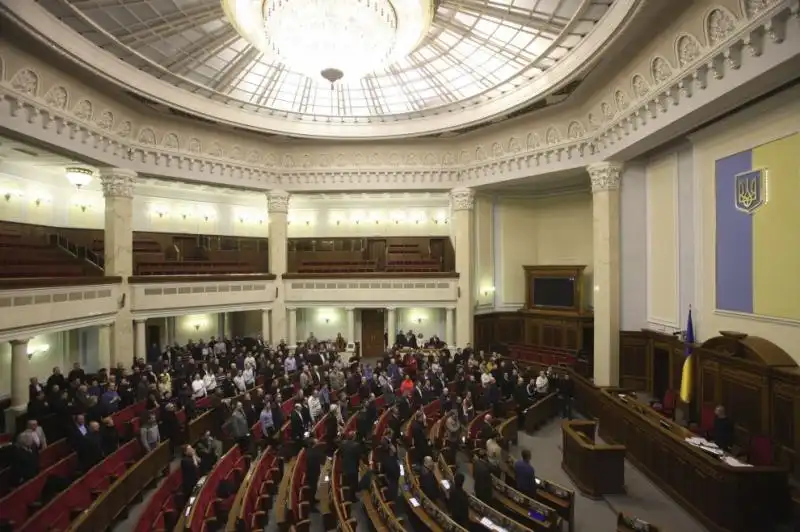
[14, 0, 636, 138]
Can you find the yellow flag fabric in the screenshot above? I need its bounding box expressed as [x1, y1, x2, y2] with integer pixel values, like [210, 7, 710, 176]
[679, 354, 692, 403]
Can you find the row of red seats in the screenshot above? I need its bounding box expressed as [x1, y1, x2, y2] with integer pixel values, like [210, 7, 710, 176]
[0, 401, 147, 528]
[509, 344, 578, 368]
[192, 447, 247, 532]
[19, 439, 141, 532]
[232, 448, 279, 531]
[289, 413, 333, 531]
[0, 439, 71, 497]
[136, 467, 183, 532]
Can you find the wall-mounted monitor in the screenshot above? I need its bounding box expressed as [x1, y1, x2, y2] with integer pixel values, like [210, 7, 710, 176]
[523, 265, 586, 314]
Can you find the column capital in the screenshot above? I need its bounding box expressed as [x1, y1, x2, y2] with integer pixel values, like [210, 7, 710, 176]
[385, 306, 396, 312]
[345, 307, 356, 312]
[446, 306, 456, 311]
[134, 318, 147, 324]
[99, 168, 137, 198]
[449, 187, 475, 211]
[287, 306, 297, 312]
[10, 338, 30, 347]
[267, 190, 290, 214]
[587, 162, 624, 193]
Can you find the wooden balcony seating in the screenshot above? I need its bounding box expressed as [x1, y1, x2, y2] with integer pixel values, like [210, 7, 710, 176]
[0, 236, 94, 278]
[297, 260, 377, 274]
[135, 261, 256, 276]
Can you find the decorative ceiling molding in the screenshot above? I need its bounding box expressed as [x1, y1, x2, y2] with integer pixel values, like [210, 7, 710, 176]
[0, 1, 796, 192]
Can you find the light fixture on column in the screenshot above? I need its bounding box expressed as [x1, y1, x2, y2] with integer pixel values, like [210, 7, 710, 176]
[65, 167, 93, 188]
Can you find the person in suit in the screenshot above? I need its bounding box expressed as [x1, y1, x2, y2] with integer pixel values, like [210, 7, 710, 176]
[290, 403, 306, 455]
[378, 436, 400, 501]
[100, 417, 120, 456]
[473, 457, 494, 504]
[448, 472, 470, 524]
[411, 411, 431, 464]
[713, 405, 735, 452]
[78, 421, 105, 471]
[225, 402, 251, 452]
[28, 377, 43, 402]
[22, 419, 47, 453]
[419, 456, 439, 502]
[181, 444, 201, 496]
[478, 414, 499, 443]
[339, 433, 363, 502]
[10, 433, 39, 486]
[305, 438, 325, 509]
[514, 448, 536, 497]
[195, 430, 221, 475]
[557, 374, 573, 419]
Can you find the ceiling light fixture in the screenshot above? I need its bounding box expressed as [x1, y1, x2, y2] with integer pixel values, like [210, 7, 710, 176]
[65, 167, 93, 188]
[224, 0, 433, 86]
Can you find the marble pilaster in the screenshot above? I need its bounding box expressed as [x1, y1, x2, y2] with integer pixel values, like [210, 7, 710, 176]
[589, 162, 623, 387]
[10, 339, 30, 408]
[450, 187, 475, 347]
[346, 307, 356, 344]
[261, 309, 271, 343]
[268, 190, 290, 343]
[97, 324, 111, 371]
[445, 307, 455, 347]
[287, 307, 298, 346]
[100, 168, 136, 367]
[134, 319, 146, 363]
[386, 307, 397, 347]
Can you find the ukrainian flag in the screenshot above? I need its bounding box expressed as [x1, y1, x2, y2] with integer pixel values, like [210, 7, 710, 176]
[679, 308, 694, 404]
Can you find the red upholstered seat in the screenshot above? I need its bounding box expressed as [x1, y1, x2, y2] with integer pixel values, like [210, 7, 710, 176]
[699, 404, 715, 437]
[748, 435, 773, 466]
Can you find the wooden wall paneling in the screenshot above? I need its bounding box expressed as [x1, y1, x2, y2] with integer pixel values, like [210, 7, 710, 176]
[619, 332, 650, 392]
[699, 360, 719, 406]
[771, 370, 800, 480]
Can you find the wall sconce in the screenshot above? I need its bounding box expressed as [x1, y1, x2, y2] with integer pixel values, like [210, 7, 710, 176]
[194, 323, 201, 331]
[415, 317, 424, 324]
[305, 220, 311, 226]
[336, 220, 341, 225]
[77, 203, 89, 213]
[482, 287, 496, 297]
[34, 198, 42, 207]
[153, 207, 168, 218]
[3, 193, 10, 201]
[325, 318, 330, 324]
[27, 344, 50, 360]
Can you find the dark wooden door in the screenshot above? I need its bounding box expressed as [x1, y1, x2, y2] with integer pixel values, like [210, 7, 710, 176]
[361, 309, 385, 358]
[367, 239, 387, 270]
[429, 238, 445, 269]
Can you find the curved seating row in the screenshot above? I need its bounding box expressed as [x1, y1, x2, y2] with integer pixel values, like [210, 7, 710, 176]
[182, 445, 246, 532]
[135, 467, 183, 532]
[226, 446, 280, 532]
[0, 438, 71, 497]
[0, 400, 149, 530]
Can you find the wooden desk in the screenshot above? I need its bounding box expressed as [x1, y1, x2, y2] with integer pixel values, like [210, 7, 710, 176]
[596, 389, 790, 532]
[523, 392, 559, 434]
[400, 453, 465, 532]
[561, 420, 626, 498]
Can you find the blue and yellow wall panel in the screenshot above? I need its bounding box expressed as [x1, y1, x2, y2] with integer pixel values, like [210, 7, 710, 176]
[715, 133, 800, 321]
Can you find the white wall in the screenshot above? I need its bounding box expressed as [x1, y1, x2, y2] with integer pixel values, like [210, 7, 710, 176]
[297, 308, 348, 343]
[619, 164, 647, 331]
[173, 313, 223, 344]
[396, 308, 445, 340]
[474, 196, 495, 309]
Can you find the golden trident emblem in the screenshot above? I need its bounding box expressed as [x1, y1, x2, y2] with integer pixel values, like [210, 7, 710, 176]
[734, 169, 766, 214]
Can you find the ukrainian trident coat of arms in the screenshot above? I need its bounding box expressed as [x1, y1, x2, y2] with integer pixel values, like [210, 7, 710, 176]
[734, 169, 767, 214]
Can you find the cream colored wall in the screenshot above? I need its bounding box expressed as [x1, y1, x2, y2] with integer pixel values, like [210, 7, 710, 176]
[230, 311, 263, 338]
[174, 313, 222, 344]
[474, 196, 495, 307]
[0, 332, 67, 398]
[496, 194, 593, 307]
[646, 152, 680, 328]
[297, 308, 347, 343]
[692, 85, 800, 362]
[397, 308, 445, 340]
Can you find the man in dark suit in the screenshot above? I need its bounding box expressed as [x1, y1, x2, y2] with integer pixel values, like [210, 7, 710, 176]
[305, 438, 325, 509]
[448, 472, 470, 523]
[473, 457, 494, 504]
[339, 433, 363, 502]
[181, 444, 201, 496]
[514, 448, 536, 497]
[290, 403, 306, 455]
[478, 414, 499, 443]
[411, 411, 431, 464]
[77, 421, 105, 471]
[378, 437, 400, 501]
[10, 433, 39, 486]
[713, 405, 735, 452]
[419, 456, 439, 502]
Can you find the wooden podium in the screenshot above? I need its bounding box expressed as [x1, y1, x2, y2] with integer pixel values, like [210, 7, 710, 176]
[561, 420, 626, 498]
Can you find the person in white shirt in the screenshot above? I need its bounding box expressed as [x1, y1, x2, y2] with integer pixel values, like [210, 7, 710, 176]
[214, 339, 226, 356]
[244, 353, 256, 370]
[284, 356, 297, 373]
[480, 371, 493, 387]
[191, 374, 206, 399]
[233, 370, 247, 393]
[308, 391, 322, 422]
[203, 371, 217, 393]
[535, 371, 549, 395]
[243, 366, 255, 388]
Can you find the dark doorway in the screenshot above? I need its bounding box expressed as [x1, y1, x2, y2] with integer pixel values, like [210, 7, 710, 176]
[429, 238, 445, 270]
[147, 325, 161, 352]
[367, 240, 387, 270]
[360, 309, 385, 358]
[653, 347, 670, 401]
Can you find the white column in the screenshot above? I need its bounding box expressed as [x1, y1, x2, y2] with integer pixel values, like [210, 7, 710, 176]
[268, 190, 290, 342]
[450, 187, 475, 348]
[224, 312, 233, 338]
[589, 162, 623, 387]
[10, 339, 30, 408]
[97, 324, 112, 371]
[135, 319, 147, 363]
[261, 309, 271, 343]
[166, 317, 176, 345]
[386, 307, 397, 348]
[101, 168, 136, 368]
[445, 307, 455, 347]
[288, 307, 298, 346]
[346, 307, 356, 344]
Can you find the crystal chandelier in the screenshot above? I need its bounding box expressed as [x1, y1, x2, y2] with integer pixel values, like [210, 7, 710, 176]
[224, 0, 434, 85]
[263, 0, 397, 84]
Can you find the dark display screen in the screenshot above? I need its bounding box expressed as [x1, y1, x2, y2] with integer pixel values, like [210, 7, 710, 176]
[532, 277, 575, 308]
